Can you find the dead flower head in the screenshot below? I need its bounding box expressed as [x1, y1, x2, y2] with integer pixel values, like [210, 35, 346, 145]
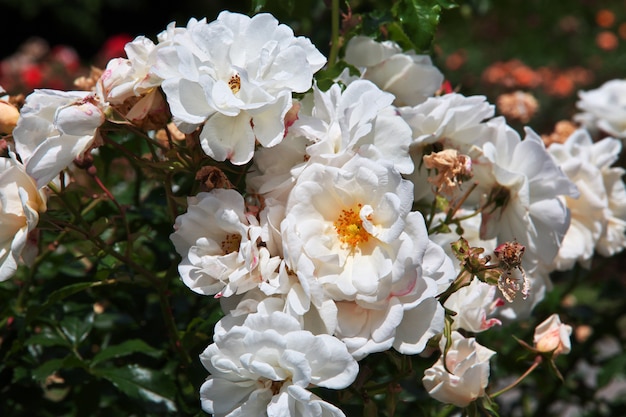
[423, 149, 472, 196]
[494, 240, 529, 302]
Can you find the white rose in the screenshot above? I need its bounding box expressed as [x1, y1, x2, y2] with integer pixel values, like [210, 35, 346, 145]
[293, 80, 414, 175]
[344, 36, 443, 106]
[0, 154, 47, 281]
[99, 36, 163, 104]
[154, 12, 326, 165]
[199, 311, 358, 417]
[170, 189, 280, 297]
[281, 154, 455, 358]
[399, 93, 495, 202]
[13, 89, 105, 188]
[548, 129, 626, 269]
[423, 331, 495, 407]
[444, 277, 502, 333]
[475, 126, 579, 270]
[574, 79, 626, 138]
[533, 313, 572, 356]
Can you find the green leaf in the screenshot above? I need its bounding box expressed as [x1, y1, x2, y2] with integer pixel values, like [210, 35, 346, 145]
[314, 61, 359, 91]
[391, 0, 458, 52]
[385, 21, 417, 51]
[32, 355, 86, 382]
[60, 313, 94, 346]
[26, 281, 116, 324]
[24, 328, 73, 349]
[93, 364, 177, 413]
[90, 339, 162, 366]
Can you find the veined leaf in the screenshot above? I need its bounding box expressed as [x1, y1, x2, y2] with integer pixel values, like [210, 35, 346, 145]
[26, 280, 116, 325]
[32, 355, 86, 382]
[90, 339, 162, 366]
[60, 313, 94, 346]
[391, 0, 458, 52]
[25, 328, 73, 349]
[92, 364, 177, 412]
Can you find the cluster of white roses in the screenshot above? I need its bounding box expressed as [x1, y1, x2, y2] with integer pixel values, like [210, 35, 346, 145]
[1, 10, 625, 416]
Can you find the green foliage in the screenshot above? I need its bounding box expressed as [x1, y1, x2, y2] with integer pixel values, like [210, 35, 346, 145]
[391, 0, 458, 52]
[2, 1, 626, 417]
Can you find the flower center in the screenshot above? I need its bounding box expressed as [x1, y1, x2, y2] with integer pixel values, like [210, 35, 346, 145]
[220, 233, 242, 254]
[229, 74, 241, 94]
[270, 380, 283, 395]
[334, 204, 370, 248]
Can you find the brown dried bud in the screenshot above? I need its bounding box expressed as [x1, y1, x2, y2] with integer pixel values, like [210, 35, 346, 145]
[195, 166, 233, 192]
[114, 90, 171, 131]
[494, 241, 529, 302]
[155, 122, 186, 146]
[494, 240, 525, 270]
[423, 149, 473, 196]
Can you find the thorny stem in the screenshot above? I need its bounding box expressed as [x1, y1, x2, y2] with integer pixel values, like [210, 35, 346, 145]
[444, 182, 478, 225]
[47, 182, 192, 366]
[327, 0, 340, 68]
[90, 172, 133, 258]
[490, 355, 542, 398]
[425, 194, 438, 231]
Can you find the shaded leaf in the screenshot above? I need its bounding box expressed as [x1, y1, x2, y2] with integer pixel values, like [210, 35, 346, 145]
[92, 364, 177, 413]
[60, 313, 94, 346]
[24, 328, 73, 349]
[26, 281, 116, 325]
[90, 339, 162, 366]
[32, 355, 85, 382]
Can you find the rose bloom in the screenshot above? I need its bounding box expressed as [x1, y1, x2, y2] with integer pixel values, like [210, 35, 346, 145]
[13, 89, 105, 188]
[533, 313, 573, 356]
[199, 311, 358, 417]
[422, 331, 496, 407]
[474, 125, 579, 271]
[281, 154, 454, 358]
[343, 36, 443, 106]
[170, 189, 281, 297]
[0, 154, 47, 281]
[293, 80, 414, 175]
[548, 129, 626, 269]
[154, 11, 326, 165]
[575, 79, 626, 139]
[399, 93, 495, 202]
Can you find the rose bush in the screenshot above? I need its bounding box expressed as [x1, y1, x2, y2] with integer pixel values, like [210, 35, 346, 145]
[0, 2, 623, 417]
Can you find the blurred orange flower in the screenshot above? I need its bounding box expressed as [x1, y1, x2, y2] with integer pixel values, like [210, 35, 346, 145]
[596, 9, 616, 28]
[596, 31, 619, 50]
[619, 22, 626, 40]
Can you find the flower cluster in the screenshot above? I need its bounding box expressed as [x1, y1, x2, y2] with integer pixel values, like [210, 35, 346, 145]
[1, 9, 620, 416]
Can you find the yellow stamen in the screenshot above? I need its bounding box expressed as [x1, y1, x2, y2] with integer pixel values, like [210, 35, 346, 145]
[334, 204, 370, 248]
[220, 233, 241, 254]
[229, 74, 241, 94]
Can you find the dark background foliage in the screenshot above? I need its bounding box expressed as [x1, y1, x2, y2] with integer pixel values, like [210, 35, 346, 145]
[1, 1, 626, 416]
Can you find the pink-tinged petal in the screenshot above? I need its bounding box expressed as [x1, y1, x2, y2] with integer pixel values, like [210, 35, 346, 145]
[55, 101, 104, 136]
